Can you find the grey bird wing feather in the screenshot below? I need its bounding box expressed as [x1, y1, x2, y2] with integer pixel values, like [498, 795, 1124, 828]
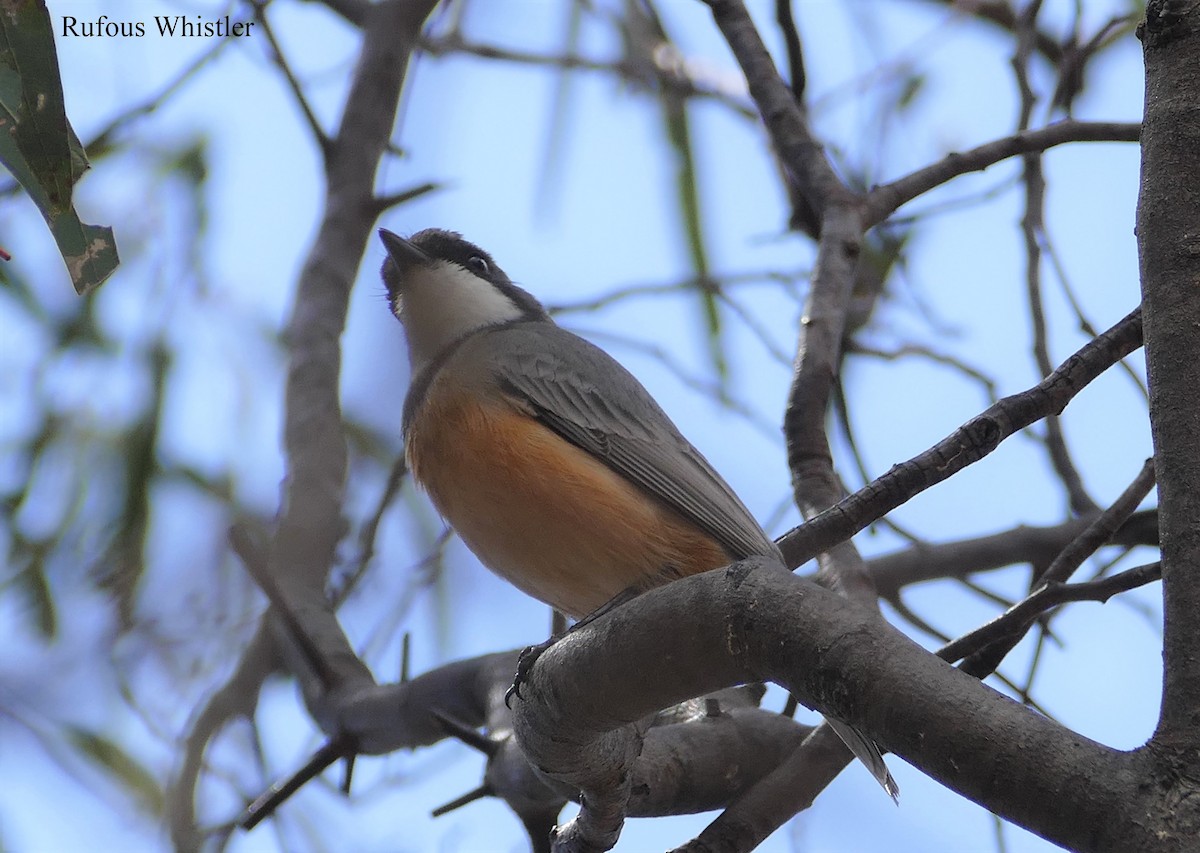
[483, 323, 899, 802]
[484, 323, 780, 562]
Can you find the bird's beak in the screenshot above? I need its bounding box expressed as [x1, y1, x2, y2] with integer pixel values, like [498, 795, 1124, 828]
[379, 229, 432, 273]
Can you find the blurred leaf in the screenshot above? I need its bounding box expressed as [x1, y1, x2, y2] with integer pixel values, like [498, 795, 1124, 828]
[0, 246, 47, 319]
[896, 72, 926, 111]
[166, 464, 234, 504]
[163, 137, 209, 186]
[662, 96, 722, 374]
[846, 226, 911, 336]
[54, 299, 107, 349]
[344, 417, 399, 464]
[64, 726, 164, 815]
[99, 342, 168, 629]
[0, 0, 118, 294]
[628, 1, 727, 388]
[533, 0, 586, 218]
[16, 552, 57, 637]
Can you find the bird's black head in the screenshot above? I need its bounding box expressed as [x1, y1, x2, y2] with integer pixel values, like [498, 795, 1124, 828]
[378, 228, 547, 321]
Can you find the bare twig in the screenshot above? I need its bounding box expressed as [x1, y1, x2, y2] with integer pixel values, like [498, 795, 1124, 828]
[703, 0, 852, 212]
[349, 456, 408, 582]
[714, 289, 795, 366]
[774, 0, 806, 105]
[960, 577, 1017, 611]
[418, 32, 757, 119]
[254, 2, 331, 155]
[938, 562, 1161, 670]
[1052, 14, 1138, 112]
[937, 459, 1156, 674]
[777, 307, 1144, 568]
[238, 735, 355, 830]
[864, 120, 1140, 226]
[369, 181, 441, 215]
[1012, 2, 1098, 516]
[847, 340, 999, 402]
[1040, 233, 1149, 401]
[918, 0, 1065, 65]
[546, 269, 804, 316]
[1033, 460, 1155, 589]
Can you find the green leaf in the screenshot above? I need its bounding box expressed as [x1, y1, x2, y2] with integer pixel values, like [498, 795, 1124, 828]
[533, 0, 586, 218]
[0, 0, 118, 294]
[631, 1, 727, 389]
[64, 726, 165, 814]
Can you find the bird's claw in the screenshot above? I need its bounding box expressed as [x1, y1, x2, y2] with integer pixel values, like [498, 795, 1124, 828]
[505, 639, 554, 708]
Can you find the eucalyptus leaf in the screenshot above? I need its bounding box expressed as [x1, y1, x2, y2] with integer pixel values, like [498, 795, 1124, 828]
[0, 0, 118, 293]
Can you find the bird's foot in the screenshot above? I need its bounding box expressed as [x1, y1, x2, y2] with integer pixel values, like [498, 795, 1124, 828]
[505, 637, 556, 708]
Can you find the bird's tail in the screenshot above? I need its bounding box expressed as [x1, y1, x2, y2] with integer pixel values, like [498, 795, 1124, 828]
[823, 716, 900, 802]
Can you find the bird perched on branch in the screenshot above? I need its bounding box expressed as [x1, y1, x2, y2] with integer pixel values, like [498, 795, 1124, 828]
[379, 227, 896, 800]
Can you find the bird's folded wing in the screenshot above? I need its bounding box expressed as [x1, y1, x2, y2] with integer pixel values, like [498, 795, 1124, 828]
[487, 324, 779, 562]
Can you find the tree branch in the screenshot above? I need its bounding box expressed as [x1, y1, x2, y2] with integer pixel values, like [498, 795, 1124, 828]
[1030, 459, 1155, 589]
[869, 517, 1089, 596]
[511, 557, 1149, 852]
[776, 306, 1144, 568]
[269, 0, 438, 716]
[937, 459, 1157, 670]
[864, 120, 1140, 226]
[1011, 6, 1100, 516]
[1137, 0, 1200, 746]
[917, 0, 1065, 64]
[939, 561, 1161, 672]
[785, 204, 877, 593]
[702, 0, 852, 213]
[417, 32, 757, 120]
[171, 0, 439, 841]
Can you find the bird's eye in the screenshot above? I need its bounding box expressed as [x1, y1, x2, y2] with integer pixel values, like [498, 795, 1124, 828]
[467, 256, 490, 274]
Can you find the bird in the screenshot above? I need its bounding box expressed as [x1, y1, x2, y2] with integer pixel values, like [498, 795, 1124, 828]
[379, 227, 897, 800]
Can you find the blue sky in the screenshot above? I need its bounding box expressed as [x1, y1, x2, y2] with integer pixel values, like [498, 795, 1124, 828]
[1, 1, 1155, 851]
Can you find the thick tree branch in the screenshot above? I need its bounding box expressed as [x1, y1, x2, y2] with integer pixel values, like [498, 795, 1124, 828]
[270, 0, 438, 718]
[785, 206, 879, 598]
[511, 557, 1151, 852]
[1137, 0, 1200, 745]
[171, 1, 439, 842]
[692, 471, 1156, 852]
[701, 0, 873, 597]
[700, 2, 897, 822]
